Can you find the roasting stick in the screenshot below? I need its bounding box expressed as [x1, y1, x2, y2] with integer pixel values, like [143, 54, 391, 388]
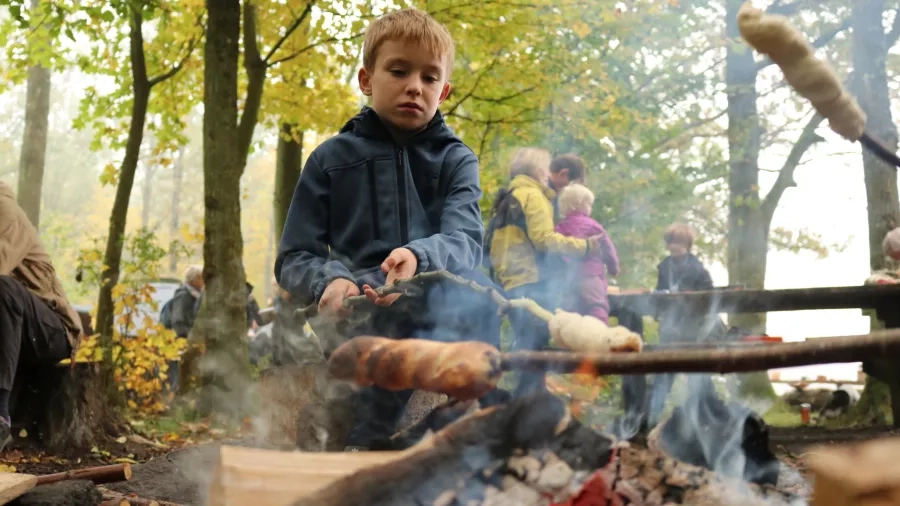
[737, 2, 900, 168]
[329, 329, 900, 400]
[296, 270, 645, 354]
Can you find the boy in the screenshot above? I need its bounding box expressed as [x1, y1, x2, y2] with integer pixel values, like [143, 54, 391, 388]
[275, 8, 501, 450]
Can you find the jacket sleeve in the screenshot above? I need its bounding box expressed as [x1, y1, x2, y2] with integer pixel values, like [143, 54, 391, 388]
[171, 292, 197, 338]
[521, 190, 589, 256]
[0, 196, 32, 275]
[597, 225, 620, 276]
[688, 260, 714, 291]
[656, 260, 668, 291]
[404, 153, 484, 274]
[275, 154, 355, 305]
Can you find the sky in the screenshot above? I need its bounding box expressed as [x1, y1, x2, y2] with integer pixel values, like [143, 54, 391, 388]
[708, 125, 877, 382]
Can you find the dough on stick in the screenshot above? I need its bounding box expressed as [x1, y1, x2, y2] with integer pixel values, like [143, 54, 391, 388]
[328, 336, 504, 400]
[549, 309, 643, 353]
[737, 2, 866, 141]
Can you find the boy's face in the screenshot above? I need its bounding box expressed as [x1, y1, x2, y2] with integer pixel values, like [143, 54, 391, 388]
[358, 39, 452, 132]
[549, 169, 569, 191]
[667, 241, 689, 257]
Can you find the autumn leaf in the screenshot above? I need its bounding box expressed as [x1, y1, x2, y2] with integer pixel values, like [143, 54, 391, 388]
[0, 464, 16, 473]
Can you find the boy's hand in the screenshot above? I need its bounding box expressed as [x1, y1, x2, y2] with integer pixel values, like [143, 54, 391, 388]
[318, 278, 360, 319]
[363, 248, 418, 307]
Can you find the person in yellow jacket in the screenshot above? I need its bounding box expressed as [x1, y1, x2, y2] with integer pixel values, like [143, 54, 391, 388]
[485, 147, 606, 395]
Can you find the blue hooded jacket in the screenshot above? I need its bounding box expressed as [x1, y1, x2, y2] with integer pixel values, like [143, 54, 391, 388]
[275, 106, 485, 305]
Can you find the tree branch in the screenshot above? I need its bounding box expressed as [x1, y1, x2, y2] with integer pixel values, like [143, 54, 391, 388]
[148, 20, 202, 88]
[755, 18, 851, 72]
[237, 1, 265, 165]
[266, 32, 365, 68]
[262, 0, 314, 65]
[886, 8, 900, 49]
[761, 113, 825, 224]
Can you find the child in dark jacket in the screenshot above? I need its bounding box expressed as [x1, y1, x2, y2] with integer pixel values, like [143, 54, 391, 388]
[275, 8, 502, 450]
[554, 184, 620, 323]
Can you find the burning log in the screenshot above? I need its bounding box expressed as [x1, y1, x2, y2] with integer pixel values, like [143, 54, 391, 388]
[207, 391, 806, 506]
[101, 490, 182, 506]
[35, 463, 132, 486]
[289, 392, 611, 506]
[327, 329, 900, 400]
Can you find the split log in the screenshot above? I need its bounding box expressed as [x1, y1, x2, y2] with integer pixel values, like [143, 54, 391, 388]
[0, 473, 36, 505]
[35, 464, 131, 487]
[9, 361, 126, 451]
[806, 436, 900, 506]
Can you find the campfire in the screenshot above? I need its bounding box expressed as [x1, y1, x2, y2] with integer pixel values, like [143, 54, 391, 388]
[203, 390, 805, 506]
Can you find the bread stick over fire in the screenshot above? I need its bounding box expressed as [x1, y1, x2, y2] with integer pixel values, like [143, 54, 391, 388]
[737, 2, 866, 141]
[328, 336, 504, 400]
[549, 310, 644, 353]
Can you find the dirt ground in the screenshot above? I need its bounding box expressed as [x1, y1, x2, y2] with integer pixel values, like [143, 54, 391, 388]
[4, 424, 899, 505]
[769, 425, 900, 457]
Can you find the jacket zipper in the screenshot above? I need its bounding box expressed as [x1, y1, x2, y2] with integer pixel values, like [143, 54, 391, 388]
[396, 147, 409, 245]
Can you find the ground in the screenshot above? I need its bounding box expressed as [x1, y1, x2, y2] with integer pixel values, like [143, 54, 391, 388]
[4, 416, 899, 505]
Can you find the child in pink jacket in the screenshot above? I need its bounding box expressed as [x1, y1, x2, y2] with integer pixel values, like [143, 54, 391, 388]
[554, 183, 620, 323]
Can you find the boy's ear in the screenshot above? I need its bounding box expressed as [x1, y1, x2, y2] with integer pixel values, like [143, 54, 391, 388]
[358, 67, 373, 96]
[438, 82, 451, 104]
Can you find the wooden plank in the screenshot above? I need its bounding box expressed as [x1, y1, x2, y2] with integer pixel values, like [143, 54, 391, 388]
[206, 445, 429, 506]
[610, 284, 900, 315]
[0, 473, 37, 505]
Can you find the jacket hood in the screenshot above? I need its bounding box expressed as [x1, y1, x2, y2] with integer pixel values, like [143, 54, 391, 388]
[338, 106, 456, 143]
[510, 174, 555, 200]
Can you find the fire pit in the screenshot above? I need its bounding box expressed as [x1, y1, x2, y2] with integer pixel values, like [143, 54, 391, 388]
[205, 392, 809, 506]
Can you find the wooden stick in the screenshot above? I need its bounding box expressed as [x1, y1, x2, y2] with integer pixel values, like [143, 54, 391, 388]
[296, 270, 553, 322]
[35, 463, 132, 486]
[102, 491, 174, 506]
[100, 498, 131, 506]
[502, 327, 900, 375]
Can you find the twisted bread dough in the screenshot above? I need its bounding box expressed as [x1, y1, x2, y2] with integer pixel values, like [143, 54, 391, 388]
[549, 310, 644, 353]
[737, 2, 866, 141]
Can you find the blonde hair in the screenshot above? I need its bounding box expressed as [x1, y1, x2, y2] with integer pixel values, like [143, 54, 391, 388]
[558, 183, 595, 217]
[363, 8, 455, 76]
[183, 264, 203, 284]
[509, 147, 552, 180]
[664, 223, 695, 250]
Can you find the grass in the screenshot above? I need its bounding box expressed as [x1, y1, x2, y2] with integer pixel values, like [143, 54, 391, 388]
[763, 398, 803, 427]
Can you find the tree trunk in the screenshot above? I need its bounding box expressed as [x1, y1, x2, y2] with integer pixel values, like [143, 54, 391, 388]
[274, 124, 303, 242]
[724, 0, 774, 399]
[852, 0, 900, 272]
[15, 0, 52, 229]
[140, 160, 155, 230]
[169, 145, 185, 274]
[849, 0, 900, 424]
[193, 0, 251, 418]
[94, 8, 152, 407]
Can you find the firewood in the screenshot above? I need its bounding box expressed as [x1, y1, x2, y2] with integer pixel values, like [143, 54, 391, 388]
[0, 473, 37, 504]
[99, 498, 130, 506]
[289, 392, 612, 506]
[805, 437, 900, 506]
[99, 490, 179, 506]
[35, 464, 131, 487]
